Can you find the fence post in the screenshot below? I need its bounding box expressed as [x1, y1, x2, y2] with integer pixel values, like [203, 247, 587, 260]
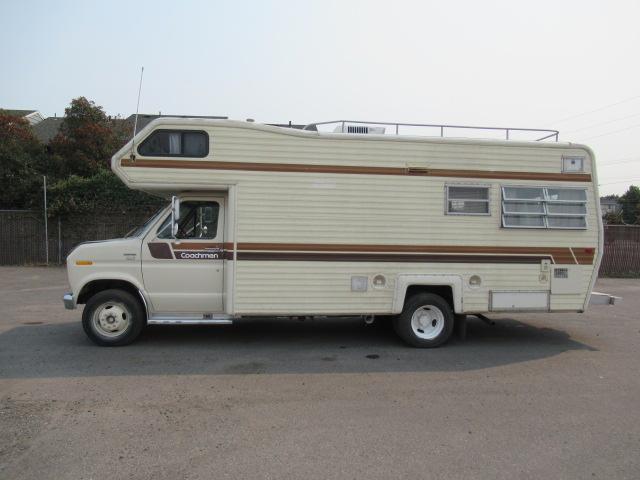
[43, 176, 49, 265]
[58, 217, 62, 265]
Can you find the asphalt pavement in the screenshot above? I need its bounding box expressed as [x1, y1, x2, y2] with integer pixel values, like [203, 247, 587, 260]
[0, 267, 638, 479]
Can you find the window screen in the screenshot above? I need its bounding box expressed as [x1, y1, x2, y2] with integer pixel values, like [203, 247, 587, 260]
[446, 185, 490, 215]
[501, 186, 587, 229]
[138, 130, 208, 157]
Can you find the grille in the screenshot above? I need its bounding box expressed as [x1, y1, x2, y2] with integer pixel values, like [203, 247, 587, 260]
[554, 268, 569, 279]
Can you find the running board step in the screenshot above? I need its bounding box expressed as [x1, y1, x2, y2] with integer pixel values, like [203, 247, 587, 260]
[148, 315, 233, 325]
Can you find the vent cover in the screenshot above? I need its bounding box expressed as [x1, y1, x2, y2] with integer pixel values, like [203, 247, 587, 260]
[334, 124, 386, 134]
[554, 268, 569, 279]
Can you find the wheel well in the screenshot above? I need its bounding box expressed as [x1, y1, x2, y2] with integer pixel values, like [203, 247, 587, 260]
[405, 285, 455, 312]
[77, 280, 143, 307]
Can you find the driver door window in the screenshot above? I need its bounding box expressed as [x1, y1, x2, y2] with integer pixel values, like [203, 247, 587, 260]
[157, 201, 220, 240]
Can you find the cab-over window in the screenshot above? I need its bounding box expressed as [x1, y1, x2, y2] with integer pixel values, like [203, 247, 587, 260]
[138, 130, 209, 157]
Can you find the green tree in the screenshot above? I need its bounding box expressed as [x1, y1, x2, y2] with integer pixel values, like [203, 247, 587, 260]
[603, 210, 623, 225]
[0, 112, 46, 209]
[48, 97, 129, 178]
[47, 169, 163, 217]
[620, 186, 640, 224]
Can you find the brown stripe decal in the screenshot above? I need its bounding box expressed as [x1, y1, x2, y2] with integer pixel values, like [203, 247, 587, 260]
[152, 242, 595, 265]
[238, 243, 594, 265]
[171, 242, 232, 250]
[122, 159, 592, 183]
[236, 252, 551, 264]
[148, 242, 173, 259]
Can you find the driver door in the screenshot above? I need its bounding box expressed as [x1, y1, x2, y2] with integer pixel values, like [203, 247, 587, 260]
[141, 197, 225, 314]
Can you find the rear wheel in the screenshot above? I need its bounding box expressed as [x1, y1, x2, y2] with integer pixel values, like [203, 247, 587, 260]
[82, 289, 145, 346]
[393, 293, 454, 348]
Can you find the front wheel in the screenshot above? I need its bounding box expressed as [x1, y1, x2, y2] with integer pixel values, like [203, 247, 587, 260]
[82, 289, 145, 346]
[393, 293, 454, 348]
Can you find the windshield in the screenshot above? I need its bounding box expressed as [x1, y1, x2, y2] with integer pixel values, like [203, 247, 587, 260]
[125, 206, 167, 238]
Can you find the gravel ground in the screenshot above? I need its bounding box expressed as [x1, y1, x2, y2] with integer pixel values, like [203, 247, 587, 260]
[0, 267, 638, 479]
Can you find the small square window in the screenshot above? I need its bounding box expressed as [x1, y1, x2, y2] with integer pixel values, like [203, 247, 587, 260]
[445, 185, 490, 215]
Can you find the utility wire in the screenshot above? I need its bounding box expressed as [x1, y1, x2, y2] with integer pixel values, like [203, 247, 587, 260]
[599, 178, 640, 186]
[550, 94, 640, 125]
[562, 111, 640, 134]
[599, 157, 640, 167]
[581, 122, 640, 141]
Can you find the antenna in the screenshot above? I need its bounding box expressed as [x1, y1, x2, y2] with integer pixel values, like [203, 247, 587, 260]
[130, 66, 144, 161]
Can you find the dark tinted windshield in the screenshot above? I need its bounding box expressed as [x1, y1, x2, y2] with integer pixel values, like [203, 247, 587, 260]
[125, 207, 167, 238]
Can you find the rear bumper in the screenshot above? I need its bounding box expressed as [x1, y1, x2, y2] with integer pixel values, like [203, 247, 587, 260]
[63, 293, 76, 310]
[589, 292, 622, 305]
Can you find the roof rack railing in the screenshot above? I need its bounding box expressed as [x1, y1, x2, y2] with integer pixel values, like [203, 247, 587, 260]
[302, 120, 559, 142]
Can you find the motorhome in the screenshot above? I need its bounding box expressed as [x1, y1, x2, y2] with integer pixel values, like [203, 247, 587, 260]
[63, 118, 613, 347]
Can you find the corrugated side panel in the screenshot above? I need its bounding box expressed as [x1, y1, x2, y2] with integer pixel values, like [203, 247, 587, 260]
[235, 262, 551, 314]
[209, 126, 592, 174]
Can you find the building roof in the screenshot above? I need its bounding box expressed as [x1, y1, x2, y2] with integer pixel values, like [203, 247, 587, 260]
[0, 109, 44, 125]
[1, 109, 38, 117]
[31, 116, 65, 143]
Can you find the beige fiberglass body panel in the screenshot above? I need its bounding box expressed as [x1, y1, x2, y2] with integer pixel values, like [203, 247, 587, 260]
[112, 119, 602, 315]
[233, 262, 595, 315]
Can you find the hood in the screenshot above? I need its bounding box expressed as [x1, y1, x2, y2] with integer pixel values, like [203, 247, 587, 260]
[67, 237, 142, 264]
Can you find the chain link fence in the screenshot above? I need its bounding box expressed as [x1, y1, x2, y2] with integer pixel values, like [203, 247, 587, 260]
[600, 225, 640, 277]
[0, 209, 157, 265]
[2, 210, 640, 276]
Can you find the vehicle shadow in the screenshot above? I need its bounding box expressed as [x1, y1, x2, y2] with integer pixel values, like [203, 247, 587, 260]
[0, 316, 596, 379]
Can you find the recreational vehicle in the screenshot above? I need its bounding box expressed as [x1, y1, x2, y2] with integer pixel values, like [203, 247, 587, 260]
[63, 118, 614, 347]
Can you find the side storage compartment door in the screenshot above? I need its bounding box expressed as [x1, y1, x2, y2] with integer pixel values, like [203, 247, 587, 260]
[141, 197, 226, 313]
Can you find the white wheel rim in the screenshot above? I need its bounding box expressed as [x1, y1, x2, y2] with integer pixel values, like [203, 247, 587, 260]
[92, 302, 131, 338]
[410, 305, 445, 340]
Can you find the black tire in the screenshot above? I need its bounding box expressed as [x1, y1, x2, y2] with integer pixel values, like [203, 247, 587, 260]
[82, 289, 145, 346]
[393, 293, 454, 348]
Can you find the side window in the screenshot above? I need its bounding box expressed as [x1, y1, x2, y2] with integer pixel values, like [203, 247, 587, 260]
[138, 130, 208, 157]
[445, 185, 490, 215]
[501, 186, 587, 229]
[157, 201, 220, 239]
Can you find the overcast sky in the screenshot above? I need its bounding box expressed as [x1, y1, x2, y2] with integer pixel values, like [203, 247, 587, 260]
[1, 0, 639, 194]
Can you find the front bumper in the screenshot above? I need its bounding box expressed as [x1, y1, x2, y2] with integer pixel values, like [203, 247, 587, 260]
[63, 293, 76, 310]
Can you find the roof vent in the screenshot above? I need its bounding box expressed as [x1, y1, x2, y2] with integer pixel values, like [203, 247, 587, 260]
[333, 124, 386, 135]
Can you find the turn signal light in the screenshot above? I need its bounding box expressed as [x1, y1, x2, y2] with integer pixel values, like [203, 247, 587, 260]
[75, 260, 93, 266]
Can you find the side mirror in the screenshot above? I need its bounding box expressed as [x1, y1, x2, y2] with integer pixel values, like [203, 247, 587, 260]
[170, 196, 180, 238]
